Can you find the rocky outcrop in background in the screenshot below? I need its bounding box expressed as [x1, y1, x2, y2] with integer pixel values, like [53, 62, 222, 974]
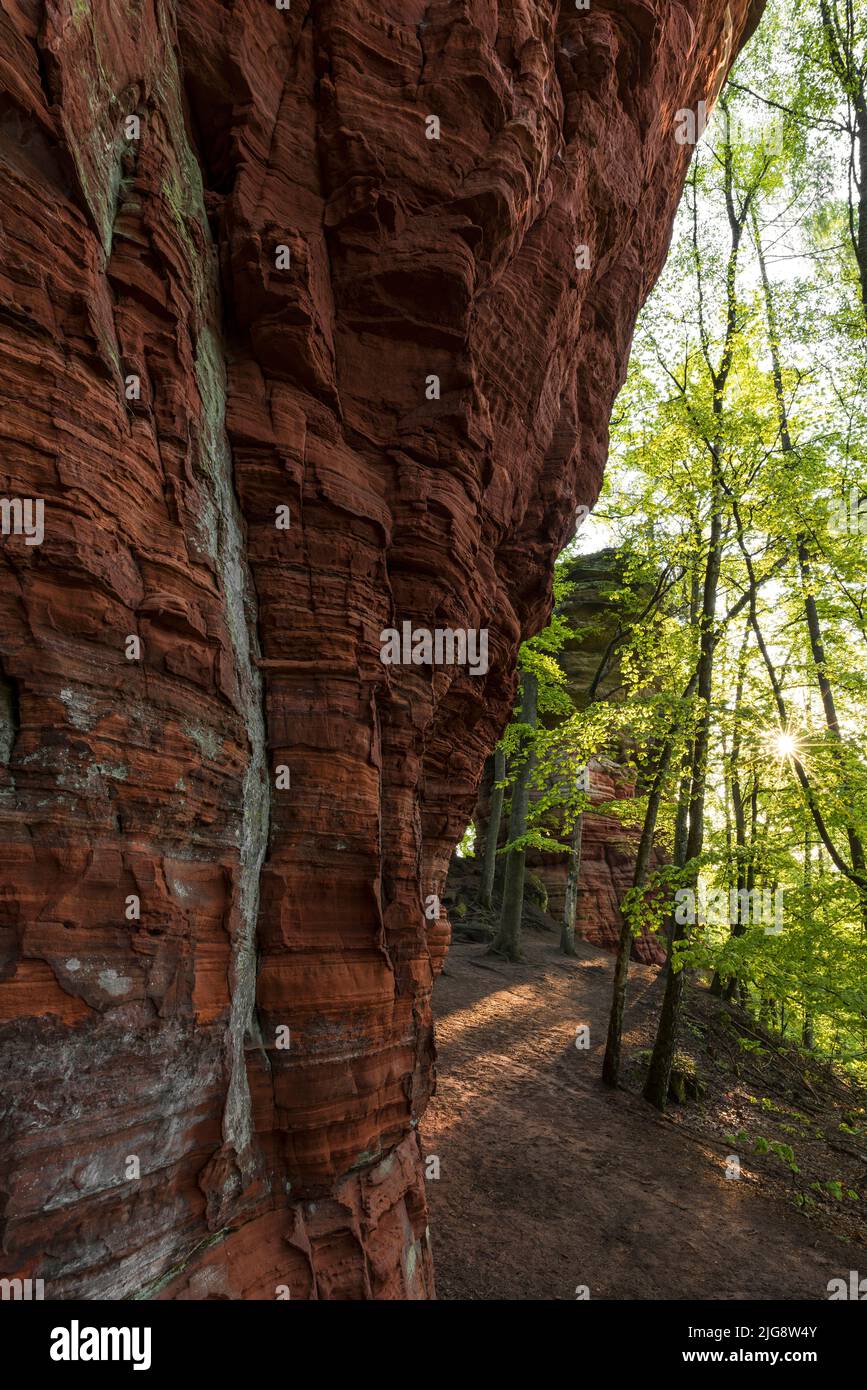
[466, 548, 668, 965]
[531, 549, 667, 963]
[528, 765, 668, 965]
[0, 0, 762, 1298]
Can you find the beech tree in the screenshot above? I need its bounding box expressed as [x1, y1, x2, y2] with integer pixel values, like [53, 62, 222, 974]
[479, 747, 506, 910]
[489, 668, 539, 962]
[594, 8, 867, 1086]
[477, 2, 867, 1086]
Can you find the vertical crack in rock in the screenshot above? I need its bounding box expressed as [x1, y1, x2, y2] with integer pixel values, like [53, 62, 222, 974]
[193, 322, 271, 1179]
[0, 664, 20, 768]
[129, 20, 273, 1226]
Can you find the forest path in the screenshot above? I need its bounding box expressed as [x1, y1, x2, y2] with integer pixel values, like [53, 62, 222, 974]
[422, 935, 852, 1301]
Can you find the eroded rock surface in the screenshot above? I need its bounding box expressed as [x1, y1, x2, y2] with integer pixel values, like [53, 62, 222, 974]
[0, 0, 762, 1298]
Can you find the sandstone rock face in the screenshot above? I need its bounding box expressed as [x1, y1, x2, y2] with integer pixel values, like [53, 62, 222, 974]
[471, 754, 667, 965]
[523, 549, 668, 964]
[0, 1, 762, 1298]
[530, 762, 668, 965]
[557, 548, 652, 713]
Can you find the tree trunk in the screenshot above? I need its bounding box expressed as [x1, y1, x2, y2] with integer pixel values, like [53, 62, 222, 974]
[644, 481, 724, 1107]
[661, 743, 694, 974]
[802, 825, 815, 1049]
[490, 670, 539, 961]
[479, 747, 506, 909]
[644, 130, 749, 1109]
[602, 650, 702, 1088]
[817, 3, 867, 328]
[754, 211, 867, 923]
[603, 735, 676, 1085]
[714, 624, 750, 999]
[561, 809, 584, 956]
[644, 539, 722, 1110]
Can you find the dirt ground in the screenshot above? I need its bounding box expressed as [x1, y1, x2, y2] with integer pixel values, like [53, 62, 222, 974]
[421, 932, 866, 1301]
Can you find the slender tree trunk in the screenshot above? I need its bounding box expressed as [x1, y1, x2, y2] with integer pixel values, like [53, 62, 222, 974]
[714, 625, 750, 997]
[723, 771, 758, 1003]
[797, 542, 867, 889]
[660, 742, 694, 974]
[602, 651, 701, 1088]
[643, 128, 753, 1103]
[643, 136, 770, 1108]
[802, 824, 815, 1048]
[603, 742, 672, 1085]
[645, 540, 722, 1110]
[734, 491, 852, 870]
[490, 671, 538, 961]
[722, 725, 733, 864]
[660, 561, 703, 979]
[753, 211, 867, 924]
[645, 435, 726, 1107]
[479, 747, 506, 910]
[817, 3, 867, 328]
[561, 808, 584, 956]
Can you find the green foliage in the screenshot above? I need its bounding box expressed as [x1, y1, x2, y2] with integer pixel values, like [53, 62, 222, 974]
[725, 1128, 751, 1147]
[586, 3, 867, 1078]
[455, 824, 476, 859]
[489, 3, 867, 1083]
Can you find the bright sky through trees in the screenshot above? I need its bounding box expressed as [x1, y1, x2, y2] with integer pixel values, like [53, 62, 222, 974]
[507, 0, 867, 1080]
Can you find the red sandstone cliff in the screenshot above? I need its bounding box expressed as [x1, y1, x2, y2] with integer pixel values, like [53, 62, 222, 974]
[0, 0, 763, 1299]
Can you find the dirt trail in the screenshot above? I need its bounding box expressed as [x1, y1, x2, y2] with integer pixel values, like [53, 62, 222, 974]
[422, 935, 855, 1301]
